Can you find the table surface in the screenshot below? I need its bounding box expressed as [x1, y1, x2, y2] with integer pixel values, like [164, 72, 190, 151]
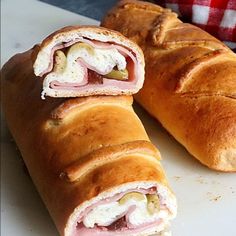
[1, 1, 236, 236]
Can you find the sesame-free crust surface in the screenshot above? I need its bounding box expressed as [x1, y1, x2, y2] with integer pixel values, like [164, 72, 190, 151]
[1, 49, 172, 235]
[101, 0, 236, 171]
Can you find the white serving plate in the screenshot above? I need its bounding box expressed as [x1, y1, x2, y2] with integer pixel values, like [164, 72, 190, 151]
[1, 0, 236, 235]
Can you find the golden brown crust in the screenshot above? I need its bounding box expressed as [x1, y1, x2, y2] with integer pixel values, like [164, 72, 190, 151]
[101, 0, 236, 171]
[50, 95, 133, 119]
[39, 25, 140, 50]
[1, 49, 170, 235]
[60, 140, 161, 182]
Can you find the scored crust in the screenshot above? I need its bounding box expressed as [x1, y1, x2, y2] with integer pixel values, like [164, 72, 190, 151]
[1, 49, 176, 235]
[101, 0, 236, 172]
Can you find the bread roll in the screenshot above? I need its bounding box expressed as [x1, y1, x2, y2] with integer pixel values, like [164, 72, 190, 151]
[102, 0, 236, 172]
[33, 26, 145, 98]
[1, 48, 176, 235]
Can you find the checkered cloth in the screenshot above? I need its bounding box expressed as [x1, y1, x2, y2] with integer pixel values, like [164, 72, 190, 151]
[154, 0, 236, 49]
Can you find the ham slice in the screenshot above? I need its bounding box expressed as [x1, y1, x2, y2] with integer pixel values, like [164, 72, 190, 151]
[33, 26, 145, 98]
[67, 186, 176, 236]
[76, 220, 163, 236]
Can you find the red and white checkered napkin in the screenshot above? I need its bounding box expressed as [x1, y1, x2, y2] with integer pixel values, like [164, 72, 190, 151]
[155, 0, 236, 49]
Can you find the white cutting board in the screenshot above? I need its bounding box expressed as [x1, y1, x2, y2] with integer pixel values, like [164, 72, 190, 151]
[1, 0, 236, 236]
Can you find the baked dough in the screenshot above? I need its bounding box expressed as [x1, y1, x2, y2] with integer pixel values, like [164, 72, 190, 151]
[1, 48, 176, 236]
[102, 0, 236, 171]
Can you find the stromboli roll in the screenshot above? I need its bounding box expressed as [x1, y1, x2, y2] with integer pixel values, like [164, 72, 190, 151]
[1, 27, 176, 236]
[33, 26, 145, 98]
[102, 0, 236, 171]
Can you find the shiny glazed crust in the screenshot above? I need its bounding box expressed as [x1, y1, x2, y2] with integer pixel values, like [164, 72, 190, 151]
[1, 49, 175, 236]
[101, 0, 236, 171]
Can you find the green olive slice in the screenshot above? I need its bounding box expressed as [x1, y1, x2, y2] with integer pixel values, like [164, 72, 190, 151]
[54, 50, 67, 72]
[147, 194, 160, 214]
[119, 192, 146, 205]
[68, 42, 95, 55]
[105, 69, 128, 80]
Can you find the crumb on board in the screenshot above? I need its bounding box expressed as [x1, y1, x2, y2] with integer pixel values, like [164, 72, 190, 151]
[206, 192, 222, 202]
[229, 187, 235, 194]
[211, 196, 222, 202]
[211, 180, 220, 185]
[173, 176, 181, 181]
[196, 176, 208, 184]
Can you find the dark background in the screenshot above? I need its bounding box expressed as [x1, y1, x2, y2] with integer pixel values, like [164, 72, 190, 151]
[39, 0, 235, 52]
[40, 0, 118, 21]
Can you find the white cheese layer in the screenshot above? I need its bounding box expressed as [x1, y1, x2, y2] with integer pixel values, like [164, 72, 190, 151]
[83, 193, 169, 228]
[43, 42, 127, 87]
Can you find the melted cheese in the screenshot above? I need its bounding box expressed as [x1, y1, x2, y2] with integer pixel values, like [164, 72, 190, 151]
[43, 42, 127, 86]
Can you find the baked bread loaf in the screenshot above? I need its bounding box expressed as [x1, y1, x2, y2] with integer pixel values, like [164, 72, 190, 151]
[1, 47, 176, 235]
[33, 26, 145, 99]
[102, 0, 236, 172]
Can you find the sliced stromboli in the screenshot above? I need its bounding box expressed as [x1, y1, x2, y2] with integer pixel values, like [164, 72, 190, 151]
[61, 142, 176, 236]
[33, 26, 145, 98]
[2, 49, 176, 236]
